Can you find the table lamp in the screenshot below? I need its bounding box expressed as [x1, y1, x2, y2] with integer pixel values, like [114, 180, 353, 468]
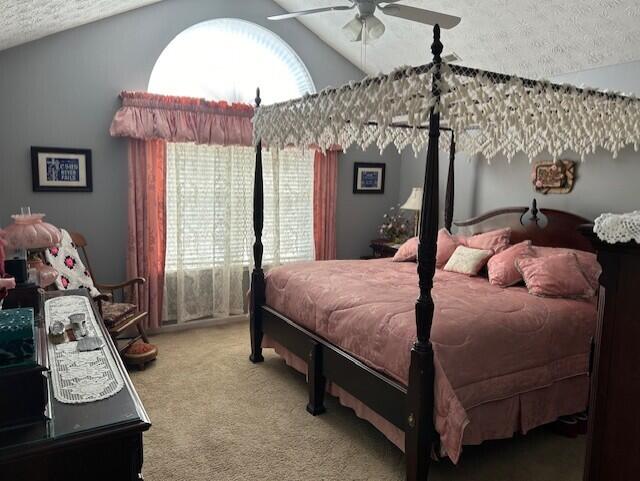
[400, 187, 423, 236]
[3, 207, 61, 287]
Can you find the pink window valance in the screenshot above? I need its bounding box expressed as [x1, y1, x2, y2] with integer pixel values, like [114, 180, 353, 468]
[109, 91, 254, 146]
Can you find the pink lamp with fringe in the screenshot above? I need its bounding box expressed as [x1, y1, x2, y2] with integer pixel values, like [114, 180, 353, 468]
[3, 207, 61, 287]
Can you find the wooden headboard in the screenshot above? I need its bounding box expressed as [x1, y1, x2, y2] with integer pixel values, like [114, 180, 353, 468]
[454, 199, 594, 252]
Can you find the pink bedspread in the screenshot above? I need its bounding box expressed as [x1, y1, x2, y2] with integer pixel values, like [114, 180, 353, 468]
[264, 258, 596, 461]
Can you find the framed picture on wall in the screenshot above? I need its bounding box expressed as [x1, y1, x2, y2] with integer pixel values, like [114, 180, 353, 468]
[353, 162, 385, 194]
[31, 146, 93, 192]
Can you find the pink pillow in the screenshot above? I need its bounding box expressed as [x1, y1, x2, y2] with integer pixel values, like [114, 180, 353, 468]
[436, 227, 511, 268]
[530, 246, 601, 290]
[515, 253, 595, 298]
[436, 228, 463, 268]
[487, 240, 533, 287]
[466, 227, 511, 254]
[443, 246, 494, 276]
[392, 237, 418, 262]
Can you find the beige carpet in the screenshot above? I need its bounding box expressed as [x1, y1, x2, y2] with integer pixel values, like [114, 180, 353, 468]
[130, 321, 585, 481]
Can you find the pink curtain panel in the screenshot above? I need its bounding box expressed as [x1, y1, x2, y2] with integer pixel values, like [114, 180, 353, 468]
[127, 139, 167, 329]
[313, 150, 338, 260]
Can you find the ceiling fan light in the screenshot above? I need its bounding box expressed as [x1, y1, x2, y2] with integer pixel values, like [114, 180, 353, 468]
[364, 15, 385, 41]
[342, 17, 364, 42]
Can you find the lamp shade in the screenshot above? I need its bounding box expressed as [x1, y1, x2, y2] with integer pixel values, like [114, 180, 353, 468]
[341, 16, 386, 44]
[3, 213, 61, 251]
[342, 17, 363, 42]
[400, 187, 423, 211]
[364, 16, 385, 41]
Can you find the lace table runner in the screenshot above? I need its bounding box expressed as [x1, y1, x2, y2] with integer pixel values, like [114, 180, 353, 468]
[45, 296, 124, 404]
[594, 211, 640, 244]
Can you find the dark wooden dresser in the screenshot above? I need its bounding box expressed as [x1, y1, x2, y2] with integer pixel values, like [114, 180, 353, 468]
[583, 230, 640, 481]
[0, 290, 151, 481]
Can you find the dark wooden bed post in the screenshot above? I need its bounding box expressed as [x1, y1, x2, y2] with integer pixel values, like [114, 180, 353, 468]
[444, 130, 456, 232]
[406, 25, 442, 481]
[250, 87, 266, 364]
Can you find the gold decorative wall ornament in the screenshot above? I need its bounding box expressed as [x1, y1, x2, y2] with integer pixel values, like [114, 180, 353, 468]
[531, 161, 576, 194]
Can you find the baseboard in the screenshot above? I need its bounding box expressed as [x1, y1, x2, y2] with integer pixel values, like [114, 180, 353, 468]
[148, 314, 248, 335]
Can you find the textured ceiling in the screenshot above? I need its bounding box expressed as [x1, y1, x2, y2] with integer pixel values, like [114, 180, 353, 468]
[2, 0, 639, 81]
[0, 0, 162, 51]
[272, 0, 640, 78]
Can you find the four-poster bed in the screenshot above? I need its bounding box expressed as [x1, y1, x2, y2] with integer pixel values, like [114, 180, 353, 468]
[248, 25, 640, 481]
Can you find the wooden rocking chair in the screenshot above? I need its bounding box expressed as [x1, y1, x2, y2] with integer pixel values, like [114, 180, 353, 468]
[68, 232, 156, 368]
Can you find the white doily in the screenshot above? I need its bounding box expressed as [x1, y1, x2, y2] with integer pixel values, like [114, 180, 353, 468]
[594, 211, 640, 244]
[45, 296, 124, 404]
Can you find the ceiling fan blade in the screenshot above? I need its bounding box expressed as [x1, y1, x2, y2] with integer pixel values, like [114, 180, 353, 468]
[268, 5, 355, 21]
[380, 4, 461, 29]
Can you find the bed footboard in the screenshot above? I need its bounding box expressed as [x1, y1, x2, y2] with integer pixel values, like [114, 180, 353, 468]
[262, 306, 408, 429]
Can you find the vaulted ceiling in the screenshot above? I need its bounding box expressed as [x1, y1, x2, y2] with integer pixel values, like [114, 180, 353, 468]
[1, 0, 639, 80]
[272, 0, 640, 78]
[0, 0, 162, 52]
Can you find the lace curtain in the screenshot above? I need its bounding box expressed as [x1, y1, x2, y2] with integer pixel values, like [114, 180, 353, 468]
[163, 143, 314, 323]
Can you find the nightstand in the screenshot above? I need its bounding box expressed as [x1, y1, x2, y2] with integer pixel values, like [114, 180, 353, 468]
[365, 239, 402, 259]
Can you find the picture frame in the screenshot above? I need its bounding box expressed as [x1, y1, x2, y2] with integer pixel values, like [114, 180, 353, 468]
[353, 162, 385, 194]
[31, 146, 93, 192]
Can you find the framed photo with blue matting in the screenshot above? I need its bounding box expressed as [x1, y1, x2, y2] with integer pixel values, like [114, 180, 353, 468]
[31, 146, 92, 192]
[353, 162, 385, 194]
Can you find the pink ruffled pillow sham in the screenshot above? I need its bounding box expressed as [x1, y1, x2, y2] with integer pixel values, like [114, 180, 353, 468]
[515, 252, 596, 298]
[436, 227, 511, 268]
[436, 229, 462, 267]
[392, 237, 419, 262]
[394, 227, 513, 267]
[487, 240, 533, 287]
[530, 246, 601, 290]
[465, 227, 511, 254]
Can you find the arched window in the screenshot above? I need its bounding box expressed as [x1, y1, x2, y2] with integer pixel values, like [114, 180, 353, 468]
[148, 18, 316, 104]
[152, 19, 316, 324]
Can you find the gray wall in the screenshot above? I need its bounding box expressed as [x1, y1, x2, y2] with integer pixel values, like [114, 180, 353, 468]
[397, 60, 640, 225]
[399, 148, 477, 227]
[337, 146, 402, 259]
[0, 0, 365, 281]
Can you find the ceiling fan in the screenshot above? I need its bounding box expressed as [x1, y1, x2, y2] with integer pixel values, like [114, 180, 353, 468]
[268, 1, 461, 43]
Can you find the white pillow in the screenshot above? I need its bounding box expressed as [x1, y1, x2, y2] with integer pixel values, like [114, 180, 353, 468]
[443, 245, 494, 276]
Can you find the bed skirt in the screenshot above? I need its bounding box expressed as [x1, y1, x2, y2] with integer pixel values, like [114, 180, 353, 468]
[263, 335, 589, 463]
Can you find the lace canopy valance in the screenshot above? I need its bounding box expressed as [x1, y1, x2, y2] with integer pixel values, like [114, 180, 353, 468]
[253, 62, 640, 162]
